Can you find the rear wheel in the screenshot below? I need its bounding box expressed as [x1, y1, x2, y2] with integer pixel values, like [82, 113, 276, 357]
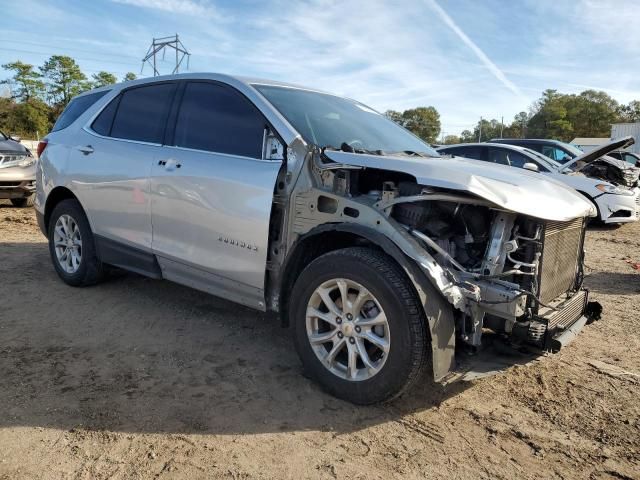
[10, 194, 34, 208]
[290, 247, 430, 404]
[48, 199, 104, 286]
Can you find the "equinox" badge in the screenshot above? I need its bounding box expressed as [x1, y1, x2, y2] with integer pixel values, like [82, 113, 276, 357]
[218, 236, 258, 252]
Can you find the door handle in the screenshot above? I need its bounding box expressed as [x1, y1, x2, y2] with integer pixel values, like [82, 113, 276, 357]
[158, 159, 182, 170]
[78, 145, 94, 155]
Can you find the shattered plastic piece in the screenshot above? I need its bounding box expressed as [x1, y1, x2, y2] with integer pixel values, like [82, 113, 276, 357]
[624, 259, 640, 271]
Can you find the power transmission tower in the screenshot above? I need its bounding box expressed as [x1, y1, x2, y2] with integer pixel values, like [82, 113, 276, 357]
[141, 34, 190, 76]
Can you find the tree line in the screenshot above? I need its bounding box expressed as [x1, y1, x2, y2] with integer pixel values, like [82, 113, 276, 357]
[1, 55, 639, 143]
[0, 56, 136, 138]
[386, 89, 640, 145]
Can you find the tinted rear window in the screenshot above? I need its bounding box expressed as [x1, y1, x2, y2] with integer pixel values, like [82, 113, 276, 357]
[110, 83, 176, 143]
[173, 82, 265, 158]
[52, 90, 109, 132]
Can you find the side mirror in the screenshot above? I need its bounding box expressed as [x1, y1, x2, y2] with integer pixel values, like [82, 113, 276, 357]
[523, 162, 539, 172]
[9, 135, 21, 142]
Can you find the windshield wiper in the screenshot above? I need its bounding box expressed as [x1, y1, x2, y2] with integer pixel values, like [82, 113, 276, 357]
[396, 150, 435, 158]
[322, 143, 385, 156]
[324, 144, 437, 158]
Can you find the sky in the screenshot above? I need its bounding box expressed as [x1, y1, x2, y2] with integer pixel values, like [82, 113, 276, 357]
[1, 0, 639, 137]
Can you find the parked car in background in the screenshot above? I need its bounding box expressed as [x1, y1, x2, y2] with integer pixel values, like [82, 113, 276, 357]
[607, 150, 640, 167]
[0, 130, 36, 207]
[489, 138, 579, 164]
[490, 137, 640, 189]
[37, 73, 599, 404]
[437, 141, 640, 225]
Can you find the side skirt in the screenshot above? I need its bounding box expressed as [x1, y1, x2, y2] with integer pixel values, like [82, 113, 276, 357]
[156, 255, 266, 312]
[94, 235, 163, 279]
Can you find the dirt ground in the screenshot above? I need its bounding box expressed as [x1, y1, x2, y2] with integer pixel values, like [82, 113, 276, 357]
[0, 200, 638, 480]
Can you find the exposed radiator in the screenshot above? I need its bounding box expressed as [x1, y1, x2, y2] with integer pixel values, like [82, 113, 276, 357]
[538, 218, 584, 304]
[538, 289, 588, 330]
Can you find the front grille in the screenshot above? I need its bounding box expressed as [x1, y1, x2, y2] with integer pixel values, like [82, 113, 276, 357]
[635, 193, 640, 219]
[0, 181, 22, 188]
[538, 218, 584, 304]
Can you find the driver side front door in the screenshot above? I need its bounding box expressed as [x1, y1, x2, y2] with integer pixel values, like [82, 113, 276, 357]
[150, 81, 282, 310]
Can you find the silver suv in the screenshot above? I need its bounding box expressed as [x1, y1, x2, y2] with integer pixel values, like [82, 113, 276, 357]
[36, 74, 600, 404]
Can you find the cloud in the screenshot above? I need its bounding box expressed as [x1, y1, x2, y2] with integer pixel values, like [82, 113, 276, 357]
[111, 0, 219, 18]
[423, 0, 527, 102]
[3, 0, 638, 136]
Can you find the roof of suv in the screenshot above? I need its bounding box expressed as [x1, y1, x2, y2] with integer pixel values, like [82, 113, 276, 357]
[72, 72, 334, 99]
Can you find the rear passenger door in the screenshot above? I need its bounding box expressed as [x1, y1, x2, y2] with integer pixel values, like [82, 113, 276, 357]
[150, 80, 282, 309]
[76, 82, 177, 252]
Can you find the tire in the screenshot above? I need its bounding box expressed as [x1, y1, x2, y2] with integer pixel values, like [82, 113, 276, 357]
[289, 247, 430, 404]
[11, 194, 34, 208]
[48, 199, 104, 286]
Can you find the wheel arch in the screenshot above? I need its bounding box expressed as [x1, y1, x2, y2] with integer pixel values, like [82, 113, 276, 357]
[576, 190, 602, 222]
[278, 222, 456, 381]
[43, 186, 81, 236]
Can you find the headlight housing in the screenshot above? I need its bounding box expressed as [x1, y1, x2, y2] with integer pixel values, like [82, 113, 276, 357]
[0, 154, 35, 169]
[595, 183, 633, 196]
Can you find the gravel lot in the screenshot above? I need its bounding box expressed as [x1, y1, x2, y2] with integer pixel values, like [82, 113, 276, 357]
[1, 200, 638, 479]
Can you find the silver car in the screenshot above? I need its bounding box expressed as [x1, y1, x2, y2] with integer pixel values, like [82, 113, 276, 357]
[36, 73, 600, 404]
[0, 130, 36, 207]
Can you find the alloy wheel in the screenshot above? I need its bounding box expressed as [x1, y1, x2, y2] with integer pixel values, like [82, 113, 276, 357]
[53, 214, 83, 274]
[306, 278, 390, 381]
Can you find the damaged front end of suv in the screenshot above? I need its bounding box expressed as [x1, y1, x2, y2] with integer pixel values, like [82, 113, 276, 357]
[254, 83, 600, 384]
[271, 144, 599, 381]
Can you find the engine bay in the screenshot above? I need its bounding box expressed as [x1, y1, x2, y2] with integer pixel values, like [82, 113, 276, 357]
[579, 156, 640, 188]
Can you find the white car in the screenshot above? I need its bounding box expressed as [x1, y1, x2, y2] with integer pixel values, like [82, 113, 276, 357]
[438, 140, 639, 224]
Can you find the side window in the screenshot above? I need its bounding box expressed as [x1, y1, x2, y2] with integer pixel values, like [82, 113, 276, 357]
[506, 151, 529, 168]
[439, 147, 460, 156]
[541, 146, 554, 159]
[624, 153, 637, 164]
[110, 83, 177, 143]
[455, 146, 485, 160]
[488, 147, 510, 165]
[91, 96, 120, 136]
[173, 82, 266, 158]
[524, 143, 543, 153]
[52, 90, 109, 132]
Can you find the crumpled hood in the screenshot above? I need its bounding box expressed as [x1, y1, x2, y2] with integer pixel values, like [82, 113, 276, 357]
[323, 150, 595, 221]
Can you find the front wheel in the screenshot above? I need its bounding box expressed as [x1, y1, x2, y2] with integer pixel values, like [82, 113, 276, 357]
[290, 247, 430, 404]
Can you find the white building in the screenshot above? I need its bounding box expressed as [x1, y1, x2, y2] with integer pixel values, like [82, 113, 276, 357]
[611, 123, 640, 154]
[570, 137, 609, 153]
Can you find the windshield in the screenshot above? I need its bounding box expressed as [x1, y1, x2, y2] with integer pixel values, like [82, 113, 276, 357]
[522, 148, 564, 171]
[556, 141, 584, 157]
[254, 85, 439, 156]
[0, 130, 7, 141]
